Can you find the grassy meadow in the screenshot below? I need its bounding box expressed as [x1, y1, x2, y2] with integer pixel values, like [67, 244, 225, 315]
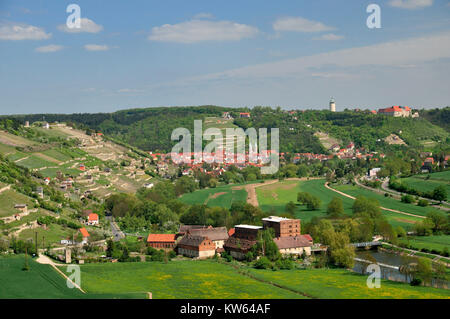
[399, 171, 450, 201]
[180, 183, 249, 208]
[58, 259, 450, 299]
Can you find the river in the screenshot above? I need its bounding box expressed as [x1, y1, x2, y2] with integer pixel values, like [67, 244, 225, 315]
[353, 249, 448, 289]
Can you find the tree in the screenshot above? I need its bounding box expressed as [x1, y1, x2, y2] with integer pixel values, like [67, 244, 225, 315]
[326, 197, 344, 218]
[432, 185, 447, 202]
[352, 196, 381, 218]
[285, 201, 296, 215]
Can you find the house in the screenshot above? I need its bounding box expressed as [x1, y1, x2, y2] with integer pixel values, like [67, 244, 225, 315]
[14, 204, 27, 213]
[177, 235, 216, 259]
[368, 168, 381, 178]
[44, 177, 51, 185]
[273, 235, 312, 256]
[144, 183, 154, 189]
[79, 227, 90, 244]
[79, 164, 86, 171]
[42, 122, 50, 129]
[178, 225, 209, 236]
[329, 144, 340, 153]
[239, 112, 251, 118]
[187, 226, 229, 250]
[378, 106, 412, 117]
[86, 213, 99, 226]
[147, 234, 177, 251]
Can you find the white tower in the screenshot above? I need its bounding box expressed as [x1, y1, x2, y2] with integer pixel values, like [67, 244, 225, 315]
[329, 97, 336, 112]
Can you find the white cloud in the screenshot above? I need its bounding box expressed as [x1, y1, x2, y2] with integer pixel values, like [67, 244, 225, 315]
[389, 0, 433, 9]
[313, 33, 345, 41]
[148, 19, 258, 43]
[58, 18, 103, 33]
[185, 32, 450, 82]
[0, 22, 51, 40]
[84, 44, 110, 51]
[117, 88, 144, 93]
[193, 13, 214, 19]
[273, 17, 335, 33]
[35, 44, 63, 53]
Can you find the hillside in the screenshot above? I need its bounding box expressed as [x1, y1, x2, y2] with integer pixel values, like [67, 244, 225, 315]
[3, 106, 448, 154]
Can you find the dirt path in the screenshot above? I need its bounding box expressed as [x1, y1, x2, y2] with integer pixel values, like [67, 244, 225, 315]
[324, 182, 425, 219]
[36, 253, 86, 293]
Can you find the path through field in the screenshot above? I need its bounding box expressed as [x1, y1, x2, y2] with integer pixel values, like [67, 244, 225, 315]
[325, 182, 425, 219]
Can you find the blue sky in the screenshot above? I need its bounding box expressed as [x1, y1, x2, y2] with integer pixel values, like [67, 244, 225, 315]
[1, 0, 450, 114]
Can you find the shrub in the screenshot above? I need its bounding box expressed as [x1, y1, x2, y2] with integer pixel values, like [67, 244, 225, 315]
[417, 199, 429, 207]
[410, 278, 422, 286]
[254, 256, 271, 269]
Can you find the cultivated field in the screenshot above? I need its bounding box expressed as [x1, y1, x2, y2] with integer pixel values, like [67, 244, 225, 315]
[0, 255, 146, 299]
[399, 171, 450, 201]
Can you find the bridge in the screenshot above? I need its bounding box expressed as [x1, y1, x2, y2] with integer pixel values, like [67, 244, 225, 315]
[351, 241, 382, 248]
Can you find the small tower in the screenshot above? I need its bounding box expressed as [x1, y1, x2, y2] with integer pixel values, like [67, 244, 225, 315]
[329, 97, 336, 112]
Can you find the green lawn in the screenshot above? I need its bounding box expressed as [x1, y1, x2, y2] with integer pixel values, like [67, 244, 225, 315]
[398, 235, 450, 253]
[61, 260, 303, 299]
[0, 255, 146, 299]
[180, 183, 249, 209]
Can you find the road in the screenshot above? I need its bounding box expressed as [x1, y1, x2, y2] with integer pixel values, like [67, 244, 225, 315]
[106, 215, 125, 241]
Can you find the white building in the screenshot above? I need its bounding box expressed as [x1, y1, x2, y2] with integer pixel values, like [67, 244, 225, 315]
[330, 98, 336, 112]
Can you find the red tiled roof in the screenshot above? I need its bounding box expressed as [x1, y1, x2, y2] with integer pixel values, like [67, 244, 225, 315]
[228, 228, 235, 237]
[79, 227, 90, 237]
[88, 213, 98, 221]
[147, 234, 176, 243]
[301, 234, 313, 242]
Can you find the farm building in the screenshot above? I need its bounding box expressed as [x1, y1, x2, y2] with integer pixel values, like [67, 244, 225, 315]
[262, 216, 301, 238]
[177, 235, 216, 259]
[14, 204, 27, 213]
[147, 234, 177, 251]
[273, 235, 313, 256]
[186, 226, 229, 250]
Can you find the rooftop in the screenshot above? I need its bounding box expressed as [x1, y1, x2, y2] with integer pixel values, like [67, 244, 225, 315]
[262, 216, 291, 223]
[235, 225, 263, 230]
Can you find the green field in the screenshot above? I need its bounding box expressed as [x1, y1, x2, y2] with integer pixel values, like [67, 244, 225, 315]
[247, 267, 450, 299]
[334, 184, 442, 218]
[180, 183, 249, 208]
[0, 189, 35, 217]
[61, 260, 303, 299]
[398, 235, 450, 253]
[17, 155, 57, 169]
[0, 255, 146, 299]
[400, 171, 450, 201]
[256, 179, 423, 230]
[18, 223, 75, 246]
[59, 259, 450, 299]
